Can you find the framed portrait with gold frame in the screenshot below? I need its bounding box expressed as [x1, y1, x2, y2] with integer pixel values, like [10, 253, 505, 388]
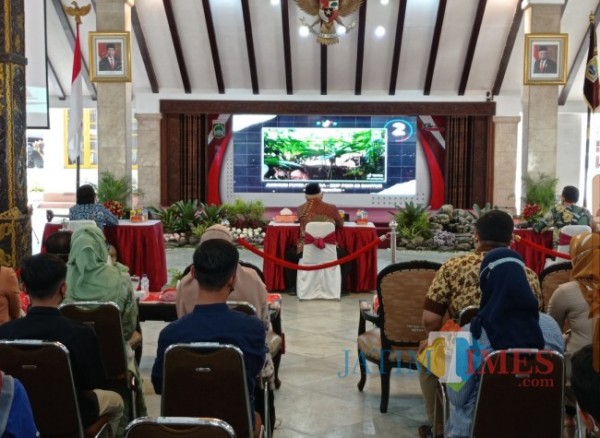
[88, 31, 131, 82]
[524, 33, 568, 85]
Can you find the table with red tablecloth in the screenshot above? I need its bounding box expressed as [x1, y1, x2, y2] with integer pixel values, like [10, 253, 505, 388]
[511, 228, 554, 275]
[42, 220, 168, 291]
[262, 222, 379, 292]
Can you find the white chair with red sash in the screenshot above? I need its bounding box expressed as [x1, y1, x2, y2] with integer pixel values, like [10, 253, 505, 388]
[297, 222, 341, 300]
[544, 224, 591, 268]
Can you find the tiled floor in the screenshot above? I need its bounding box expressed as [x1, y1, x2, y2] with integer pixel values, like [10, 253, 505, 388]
[137, 248, 465, 437]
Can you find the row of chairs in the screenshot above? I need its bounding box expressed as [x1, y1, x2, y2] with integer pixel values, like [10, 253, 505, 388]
[355, 258, 575, 437]
[0, 301, 271, 438]
[0, 340, 262, 438]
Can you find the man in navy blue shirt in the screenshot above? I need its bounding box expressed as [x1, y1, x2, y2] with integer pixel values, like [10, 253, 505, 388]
[151, 239, 266, 408]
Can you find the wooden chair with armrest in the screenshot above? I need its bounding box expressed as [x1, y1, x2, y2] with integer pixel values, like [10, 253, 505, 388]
[125, 416, 236, 438]
[357, 260, 441, 413]
[0, 339, 111, 438]
[538, 261, 572, 312]
[59, 301, 137, 422]
[162, 342, 264, 438]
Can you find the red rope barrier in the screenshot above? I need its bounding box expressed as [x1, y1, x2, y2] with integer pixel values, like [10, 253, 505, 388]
[237, 234, 388, 271]
[513, 234, 570, 260]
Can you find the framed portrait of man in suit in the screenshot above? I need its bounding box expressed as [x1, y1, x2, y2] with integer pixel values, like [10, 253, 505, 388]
[89, 32, 131, 82]
[524, 34, 568, 85]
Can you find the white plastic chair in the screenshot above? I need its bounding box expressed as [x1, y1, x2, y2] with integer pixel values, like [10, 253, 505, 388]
[297, 222, 341, 300]
[67, 219, 98, 232]
[544, 224, 591, 268]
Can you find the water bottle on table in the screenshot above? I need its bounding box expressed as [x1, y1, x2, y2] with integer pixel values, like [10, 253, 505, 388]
[137, 273, 150, 300]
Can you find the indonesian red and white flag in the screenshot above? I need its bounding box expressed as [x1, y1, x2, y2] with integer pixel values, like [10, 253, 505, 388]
[68, 24, 83, 162]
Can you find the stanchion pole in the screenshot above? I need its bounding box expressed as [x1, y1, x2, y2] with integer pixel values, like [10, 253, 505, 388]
[389, 220, 397, 264]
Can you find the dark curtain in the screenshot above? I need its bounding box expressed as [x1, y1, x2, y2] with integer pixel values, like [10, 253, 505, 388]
[445, 116, 493, 209]
[161, 114, 206, 206]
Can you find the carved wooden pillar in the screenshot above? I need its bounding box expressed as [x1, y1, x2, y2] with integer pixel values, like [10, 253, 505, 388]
[0, 0, 31, 268]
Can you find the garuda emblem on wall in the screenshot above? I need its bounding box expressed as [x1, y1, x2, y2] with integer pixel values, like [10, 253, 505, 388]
[295, 0, 364, 45]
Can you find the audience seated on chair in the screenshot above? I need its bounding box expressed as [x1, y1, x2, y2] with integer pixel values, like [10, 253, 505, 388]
[297, 221, 341, 300]
[64, 225, 147, 431]
[570, 344, 600, 435]
[69, 184, 118, 229]
[175, 224, 278, 432]
[445, 248, 564, 438]
[418, 210, 543, 438]
[152, 239, 267, 428]
[283, 182, 349, 295]
[44, 230, 72, 263]
[0, 254, 124, 435]
[0, 265, 21, 325]
[0, 370, 38, 437]
[548, 232, 599, 425]
[533, 185, 594, 239]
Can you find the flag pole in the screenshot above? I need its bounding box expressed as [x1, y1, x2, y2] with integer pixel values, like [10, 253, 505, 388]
[584, 108, 591, 207]
[583, 11, 600, 208]
[64, 2, 90, 193]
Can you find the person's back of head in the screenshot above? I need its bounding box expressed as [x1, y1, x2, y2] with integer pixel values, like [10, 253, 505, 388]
[76, 184, 96, 205]
[562, 185, 579, 204]
[475, 209, 514, 246]
[44, 231, 72, 263]
[304, 182, 322, 200]
[571, 344, 600, 429]
[20, 254, 66, 301]
[193, 239, 239, 292]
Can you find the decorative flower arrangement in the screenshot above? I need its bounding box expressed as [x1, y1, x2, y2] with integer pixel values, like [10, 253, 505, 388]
[230, 227, 266, 246]
[521, 203, 543, 226]
[104, 200, 124, 218]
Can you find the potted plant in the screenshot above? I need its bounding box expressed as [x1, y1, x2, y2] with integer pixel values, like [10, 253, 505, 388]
[523, 173, 558, 214]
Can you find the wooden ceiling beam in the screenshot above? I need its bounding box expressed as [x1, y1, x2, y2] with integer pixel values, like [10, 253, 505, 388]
[131, 6, 159, 93]
[201, 0, 225, 94]
[458, 0, 487, 95]
[424, 0, 447, 95]
[280, 0, 293, 94]
[240, 0, 259, 94]
[492, 0, 523, 96]
[388, 0, 408, 95]
[354, 1, 367, 95]
[163, 0, 192, 93]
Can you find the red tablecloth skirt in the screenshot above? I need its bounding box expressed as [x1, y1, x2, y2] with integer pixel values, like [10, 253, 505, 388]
[262, 224, 379, 292]
[42, 220, 168, 291]
[511, 229, 554, 275]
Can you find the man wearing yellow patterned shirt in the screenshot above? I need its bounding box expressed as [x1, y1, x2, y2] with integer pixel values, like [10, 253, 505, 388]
[418, 210, 543, 438]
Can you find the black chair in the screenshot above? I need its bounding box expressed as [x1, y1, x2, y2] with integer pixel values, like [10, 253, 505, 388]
[470, 349, 564, 437]
[59, 301, 137, 422]
[0, 340, 110, 438]
[357, 261, 441, 413]
[125, 416, 236, 438]
[458, 305, 479, 327]
[239, 261, 266, 283]
[162, 342, 263, 438]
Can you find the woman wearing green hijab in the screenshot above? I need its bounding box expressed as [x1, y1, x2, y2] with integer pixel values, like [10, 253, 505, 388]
[65, 225, 147, 433]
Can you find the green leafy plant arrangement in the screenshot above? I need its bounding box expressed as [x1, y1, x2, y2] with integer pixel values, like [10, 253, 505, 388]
[221, 199, 266, 229]
[173, 200, 200, 233]
[149, 205, 180, 232]
[95, 171, 132, 206]
[472, 202, 497, 218]
[198, 203, 225, 227]
[523, 173, 558, 213]
[392, 201, 433, 240]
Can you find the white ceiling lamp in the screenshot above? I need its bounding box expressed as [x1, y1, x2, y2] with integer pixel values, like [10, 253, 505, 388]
[374, 26, 385, 38]
[270, 0, 280, 5]
[380, 0, 389, 5]
[299, 26, 310, 37]
[337, 26, 347, 35]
